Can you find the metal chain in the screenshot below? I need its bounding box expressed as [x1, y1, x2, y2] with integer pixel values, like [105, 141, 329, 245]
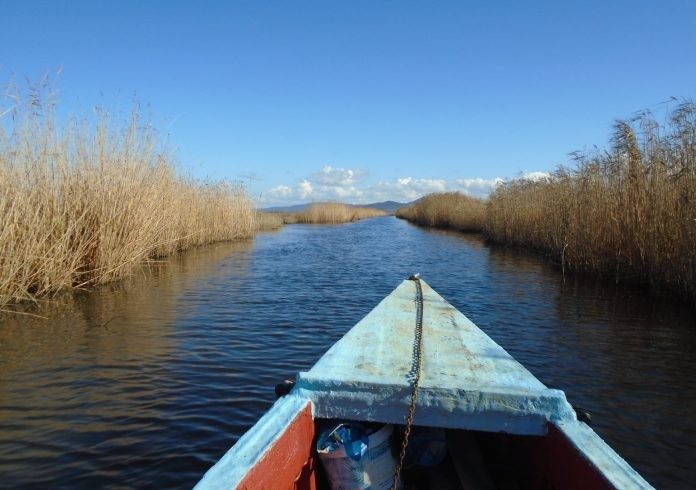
[391, 275, 424, 490]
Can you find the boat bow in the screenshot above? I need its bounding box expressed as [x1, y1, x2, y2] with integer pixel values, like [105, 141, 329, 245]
[295, 279, 575, 435]
[195, 278, 654, 490]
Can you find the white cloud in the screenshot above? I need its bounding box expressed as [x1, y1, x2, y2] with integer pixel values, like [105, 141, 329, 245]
[267, 184, 293, 198]
[520, 171, 551, 181]
[314, 165, 364, 186]
[262, 166, 367, 204]
[366, 178, 448, 202]
[259, 166, 547, 206]
[298, 179, 313, 199]
[453, 177, 504, 197]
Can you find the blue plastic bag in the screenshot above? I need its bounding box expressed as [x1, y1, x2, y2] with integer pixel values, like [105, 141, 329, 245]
[318, 423, 370, 461]
[317, 423, 399, 490]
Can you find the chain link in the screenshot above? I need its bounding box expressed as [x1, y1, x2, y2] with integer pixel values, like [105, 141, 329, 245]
[391, 275, 424, 490]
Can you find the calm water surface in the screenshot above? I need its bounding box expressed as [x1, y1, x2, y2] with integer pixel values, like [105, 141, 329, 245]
[1, 217, 695, 489]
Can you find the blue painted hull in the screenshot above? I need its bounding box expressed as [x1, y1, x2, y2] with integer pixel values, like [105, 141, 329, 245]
[196, 279, 653, 489]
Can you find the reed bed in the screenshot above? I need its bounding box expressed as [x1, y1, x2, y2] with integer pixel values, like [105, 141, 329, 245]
[486, 102, 696, 302]
[297, 202, 386, 224]
[279, 212, 301, 224]
[254, 211, 285, 230]
[0, 99, 254, 308]
[395, 192, 486, 232]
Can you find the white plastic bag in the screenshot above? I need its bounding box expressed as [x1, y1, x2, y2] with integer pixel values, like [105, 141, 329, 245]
[317, 423, 399, 490]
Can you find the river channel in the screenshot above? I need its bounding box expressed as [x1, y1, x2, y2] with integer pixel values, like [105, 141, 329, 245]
[1, 216, 695, 489]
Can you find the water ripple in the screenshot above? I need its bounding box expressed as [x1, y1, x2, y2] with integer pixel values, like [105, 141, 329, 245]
[1, 217, 695, 489]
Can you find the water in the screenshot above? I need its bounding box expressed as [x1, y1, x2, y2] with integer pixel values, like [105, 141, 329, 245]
[1, 216, 694, 489]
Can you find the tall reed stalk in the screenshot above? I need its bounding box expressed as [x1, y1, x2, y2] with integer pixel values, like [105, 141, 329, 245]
[254, 211, 284, 230]
[486, 101, 696, 302]
[297, 202, 386, 223]
[394, 103, 695, 303]
[0, 86, 254, 308]
[395, 192, 486, 232]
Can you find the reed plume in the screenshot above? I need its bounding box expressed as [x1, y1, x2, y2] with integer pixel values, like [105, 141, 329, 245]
[485, 101, 696, 302]
[0, 81, 254, 308]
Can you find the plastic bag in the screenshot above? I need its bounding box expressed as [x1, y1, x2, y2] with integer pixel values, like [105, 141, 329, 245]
[317, 423, 399, 490]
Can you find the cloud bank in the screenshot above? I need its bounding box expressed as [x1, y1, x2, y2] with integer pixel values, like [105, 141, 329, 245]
[260, 165, 548, 205]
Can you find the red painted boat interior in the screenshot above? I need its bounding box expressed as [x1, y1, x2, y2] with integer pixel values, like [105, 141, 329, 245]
[237, 402, 317, 490]
[455, 424, 615, 490]
[239, 408, 614, 490]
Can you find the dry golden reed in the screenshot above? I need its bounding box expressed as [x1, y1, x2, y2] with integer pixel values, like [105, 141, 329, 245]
[0, 89, 254, 308]
[297, 202, 386, 224]
[486, 102, 696, 302]
[393, 103, 695, 302]
[395, 192, 486, 232]
[254, 211, 284, 230]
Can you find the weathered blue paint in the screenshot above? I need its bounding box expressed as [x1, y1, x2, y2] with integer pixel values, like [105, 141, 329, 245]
[195, 278, 654, 489]
[194, 395, 310, 490]
[296, 279, 576, 435]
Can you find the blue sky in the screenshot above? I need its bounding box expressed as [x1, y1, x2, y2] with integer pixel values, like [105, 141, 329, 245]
[2, 1, 694, 206]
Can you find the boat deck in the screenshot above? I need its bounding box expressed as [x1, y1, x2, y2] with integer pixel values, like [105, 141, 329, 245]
[296, 279, 575, 435]
[195, 279, 654, 490]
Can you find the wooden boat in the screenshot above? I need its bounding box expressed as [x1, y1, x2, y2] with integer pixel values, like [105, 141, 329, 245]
[195, 278, 653, 489]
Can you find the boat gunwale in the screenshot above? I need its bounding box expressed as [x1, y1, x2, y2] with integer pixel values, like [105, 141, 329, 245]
[194, 279, 655, 490]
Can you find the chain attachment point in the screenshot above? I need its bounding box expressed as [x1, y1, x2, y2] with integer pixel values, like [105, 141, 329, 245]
[391, 275, 425, 490]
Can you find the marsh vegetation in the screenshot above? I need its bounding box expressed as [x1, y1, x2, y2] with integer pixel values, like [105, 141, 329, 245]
[254, 211, 285, 230]
[297, 202, 386, 223]
[397, 101, 696, 303]
[395, 192, 485, 232]
[255, 202, 386, 230]
[0, 88, 254, 308]
[0, 81, 389, 309]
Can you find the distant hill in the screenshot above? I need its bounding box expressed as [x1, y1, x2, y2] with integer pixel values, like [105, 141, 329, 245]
[261, 203, 311, 213]
[262, 200, 414, 214]
[362, 201, 407, 213]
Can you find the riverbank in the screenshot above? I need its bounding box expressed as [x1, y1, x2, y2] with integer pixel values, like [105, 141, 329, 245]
[395, 192, 485, 232]
[396, 101, 696, 304]
[256, 202, 386, 230]
[0, 99, 255, 309]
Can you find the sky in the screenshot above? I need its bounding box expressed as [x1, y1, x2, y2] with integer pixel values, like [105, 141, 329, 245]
[1, 0, 695, 206]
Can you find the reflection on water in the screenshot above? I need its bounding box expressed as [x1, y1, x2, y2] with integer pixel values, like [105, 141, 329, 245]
[0, 241, 254, 488]
[476, 243, 696, 489]
[1, 217, 694, 489]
